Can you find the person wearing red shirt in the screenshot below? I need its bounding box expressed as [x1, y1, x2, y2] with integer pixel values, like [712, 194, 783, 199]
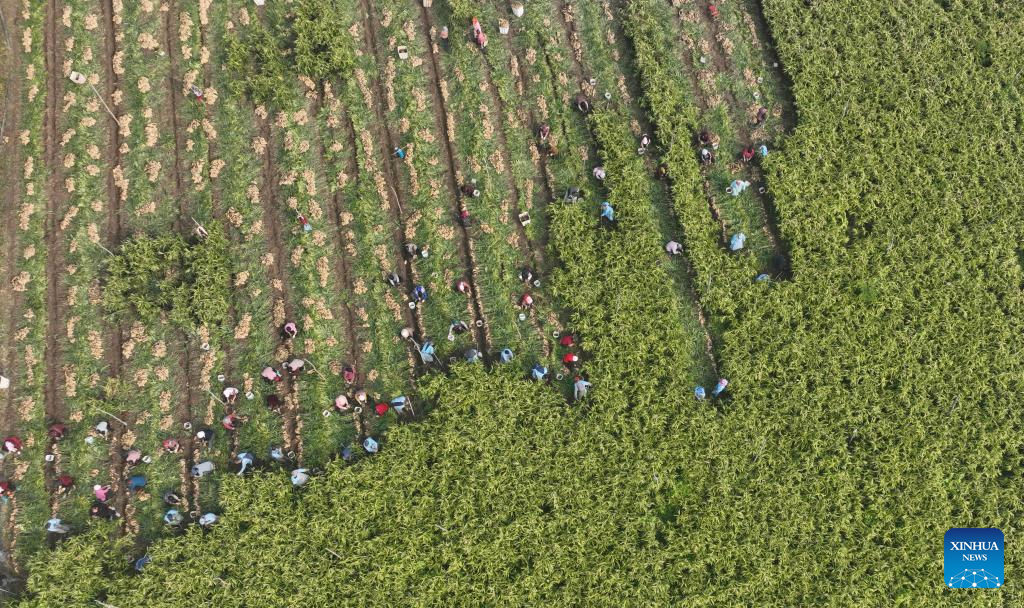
[222, 413, 243, 431]
[0, 480, 14, 498]
[374, 403, 389, 417]
[519, 293, 534, 309]
[741, 147, 755, 162]
[559, 334, 576, 348]
[48, 423, 67, 441]
[56, 475, 74, 495]
[562, 352, 580, 369]
[2, 436, 22, 454]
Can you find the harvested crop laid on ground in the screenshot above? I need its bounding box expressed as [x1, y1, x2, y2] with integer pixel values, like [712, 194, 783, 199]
[1, 0, 1022, 605]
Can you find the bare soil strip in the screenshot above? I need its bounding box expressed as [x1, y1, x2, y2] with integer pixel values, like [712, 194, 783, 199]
[41, 0, 66, 515]
[163, 0, 199, 504]
[692, 1, 788, 264]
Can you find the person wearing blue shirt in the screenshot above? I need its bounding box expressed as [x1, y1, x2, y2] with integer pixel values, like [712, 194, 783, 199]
[531, 364, 548, 381]
[412, 285, 428, 303]
[599, 201, 615, 227]
[500, 348, 514, 363]
[393, 147, 406, 160]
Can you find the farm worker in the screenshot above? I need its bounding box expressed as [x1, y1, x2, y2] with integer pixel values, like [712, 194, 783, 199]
[286, 358, 305, 376]
[386, 271, 402, 287]
[269, 447, 285, 463]
[57, 474, 75, 495]
[449, 320, 469, 340]
[755, 273, 770, 282]
[195, 427, 214, 445]
[730, 180, 750, 196]
[282, 322, 298, 339]
[291, 468, 310, 486]
[500, 348, 514, 363]
[405, 242, 420, 258]
[562, 352, 580, 369]
[261, 366, 283, 383]
[128, 475, 147, 492]
[519, 293, 534, 309]
[45, 518, 71, 534]
[574, 93, 591, 114]
[125, 449, 143, 466]
[342, 446, 354, 462]
[459, 181, 480, 198]
[192, 461, 215, 477]
[709, 4, 720, 18]
[545, 142, 559, 158]
[47, 423, 67, 441]
[223, 387, 239, 404]
[465, 349, 481, 363]
[199, 513, 218, 528]
[94, 420, 110, 439]
[639, 133, 652, 153]
[700, 148, 714, 166]
[343, 363, 356, 384]
[599, 201, 615, 225]
[440, 25, 450, 49]
[0, 481, 15, 499]
[559, 334, 576, 348]
[266, 394, 283, 413]
[374, 402, 389, 417]
[2, 436, 22, 454]
[163, 491, 182, 505]
[190, 84, 203, 99]
[334, 394, 352, 412]
[694, 386, 706, 400]
[593, 166, 606, 181]
[564, 186, 582, 202]
[134, 555, 152, 572]
[458, 209, 473, 227]
[94, 484, 112, 502]
[539, 123, 550, 142]
[164, 509, 184, 526]
[655, 163, 669, 180]
[754, 106, 768, 126]
[393, 146, 406, 160]
[363, 437, 380, 454]
[412, 285, 428, 303]
[531, 364, 548, 381]
[712, 378, 729, 398]
[222, 413, 243, 431]
[91, 502, 120, 520]
[354, 389, 369, 405]
[665, 241, 683, 255]
[390, 396, 408, 415]
[519, 267, 535, 283]
[758, 144, 769, 157]
[162, 438, 181, 453]
[741, 146, 755, 162]
[297, 213, 313, 233]
[418, 340, 436, 364]
[699, 129, 713, 146]
[573, 377, 592, 401]
[730, 232, 747, 251]
[455, 279, 470, 294]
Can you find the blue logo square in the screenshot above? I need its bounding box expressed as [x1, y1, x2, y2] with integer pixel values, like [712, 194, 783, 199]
[945, 528, 1003, 589]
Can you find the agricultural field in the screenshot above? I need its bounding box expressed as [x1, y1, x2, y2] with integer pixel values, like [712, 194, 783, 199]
[1, 0, 1023, 605]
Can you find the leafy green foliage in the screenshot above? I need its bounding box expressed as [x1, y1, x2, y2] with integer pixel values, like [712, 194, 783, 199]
[104, 224, 231, 332]
[20, 526, 131, 607]
[292, 0, 355, 81]
[224, 23, 291, 106]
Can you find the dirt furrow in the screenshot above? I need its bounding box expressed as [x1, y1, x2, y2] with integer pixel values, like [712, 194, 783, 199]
[162, 0, 200, 511]
[315, 90, 363, 389]
[41, 0, 66, 514]
[99, 0, 134, 534]
[736, 0, 796, 131]
[257, 116, 302, 459]
[0, 0, 24, 446]
[349, 1, 428, 364]
[409, 2, 494, 360]
[692, 1, 788, 264]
